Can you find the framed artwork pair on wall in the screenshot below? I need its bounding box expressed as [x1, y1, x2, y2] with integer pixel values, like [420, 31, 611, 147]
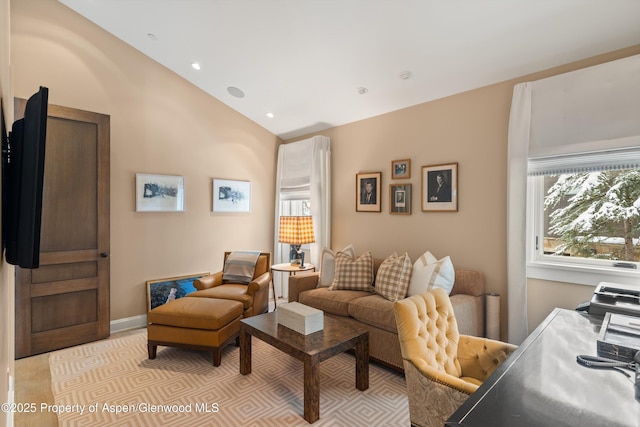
[134, 174, 251, 213]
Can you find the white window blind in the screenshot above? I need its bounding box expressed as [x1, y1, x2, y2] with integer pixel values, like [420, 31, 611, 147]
[528, 144, 640, 176]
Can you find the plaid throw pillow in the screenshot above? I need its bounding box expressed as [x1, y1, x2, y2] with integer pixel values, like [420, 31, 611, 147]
[329, 251, 374, 292]
[375, 252, 412, 302]
[319, 244, 356, 287]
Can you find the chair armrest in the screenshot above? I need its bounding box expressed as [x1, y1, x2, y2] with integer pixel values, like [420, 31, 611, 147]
[193, 272, 223, 290]
[247, 271, 271, 295]
[410, 357, 479, 395]
[288, 272, 320, 302]
[457, 335, 517, 382]
[247, 271, 271, 315]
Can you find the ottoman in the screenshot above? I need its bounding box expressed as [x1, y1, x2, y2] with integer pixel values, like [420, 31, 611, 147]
[147, 297, 244, 366]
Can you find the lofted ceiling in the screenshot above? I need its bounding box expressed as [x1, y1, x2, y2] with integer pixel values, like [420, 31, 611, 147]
[58, 0, 640, 140]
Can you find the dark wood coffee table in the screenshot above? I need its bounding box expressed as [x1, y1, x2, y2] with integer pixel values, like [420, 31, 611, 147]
[239, 311, 369, 423]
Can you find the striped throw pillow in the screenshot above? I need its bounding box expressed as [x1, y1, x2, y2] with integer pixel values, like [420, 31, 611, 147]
[407, 251, 455, 296]
[329, 251, 374, 292]
[222, 251, 261, 284]
[374, 252, 413, 301]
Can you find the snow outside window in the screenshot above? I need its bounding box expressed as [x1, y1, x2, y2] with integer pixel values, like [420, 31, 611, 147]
[527, 164, 640, 287]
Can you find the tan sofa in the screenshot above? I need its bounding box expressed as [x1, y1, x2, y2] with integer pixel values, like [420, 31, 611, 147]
[288, 258, 486, 371]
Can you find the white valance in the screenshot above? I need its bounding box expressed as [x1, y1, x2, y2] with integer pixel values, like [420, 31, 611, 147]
[529, 54, 640, 159]
[528, 143, 640, 176]
[278, 138, 314, 192]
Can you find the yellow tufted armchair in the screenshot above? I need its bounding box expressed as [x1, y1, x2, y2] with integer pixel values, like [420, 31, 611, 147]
[394, 288, 517, 427]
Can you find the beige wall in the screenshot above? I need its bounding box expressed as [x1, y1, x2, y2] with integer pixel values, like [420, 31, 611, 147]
[289, 45, 640, 339]
[10, 0, 281, 324]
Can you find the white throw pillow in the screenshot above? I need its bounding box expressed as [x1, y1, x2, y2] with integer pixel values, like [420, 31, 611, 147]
[407, 251, 455, 296]
[319, 244, 356, 287]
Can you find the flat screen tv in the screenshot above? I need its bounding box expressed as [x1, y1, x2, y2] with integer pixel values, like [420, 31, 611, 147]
[2, 86, 49, 269]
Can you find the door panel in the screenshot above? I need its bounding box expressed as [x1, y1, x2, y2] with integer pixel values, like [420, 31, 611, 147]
[14, 100, 110, 359]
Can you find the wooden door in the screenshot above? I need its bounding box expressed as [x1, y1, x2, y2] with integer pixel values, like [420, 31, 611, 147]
[14, 100, 110, 359]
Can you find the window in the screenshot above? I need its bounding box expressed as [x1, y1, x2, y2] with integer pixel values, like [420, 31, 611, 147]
[527, 153, 640, 286]
[543, 170, 640, 262]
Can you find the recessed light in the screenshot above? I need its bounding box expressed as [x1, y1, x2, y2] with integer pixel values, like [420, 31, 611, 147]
[147, 33, 158, 41]
[191, 62, 201, 70]
[266, 112, 274, 118]
[227, 87, 245, 98]
[357, 87, 368, 95]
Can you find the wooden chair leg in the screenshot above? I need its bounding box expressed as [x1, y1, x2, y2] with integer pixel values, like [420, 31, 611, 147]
[148, 343, 157, 359]
[212, 349, 222, 367]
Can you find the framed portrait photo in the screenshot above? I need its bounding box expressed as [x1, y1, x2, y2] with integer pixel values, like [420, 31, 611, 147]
[356, 171, 382, 212]
[390, 184, 411, 215]
[391, 159, 411, 179]
[422, 163, 458, 212]
[146, 272, 209, 311]
[136, 173, 185, 212]
[213, 179, 251, 213]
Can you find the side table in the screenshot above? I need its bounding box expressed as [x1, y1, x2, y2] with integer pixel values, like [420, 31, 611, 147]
[270, 263, 315, 310]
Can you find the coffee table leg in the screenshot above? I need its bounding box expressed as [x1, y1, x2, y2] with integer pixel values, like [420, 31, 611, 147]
[355, 335, 369, 391]
[239, 325, 252, 375]
[303, 354, 320, 423]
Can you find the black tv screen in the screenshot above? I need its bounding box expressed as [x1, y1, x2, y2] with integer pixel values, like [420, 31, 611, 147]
[2, 86, 48, 269]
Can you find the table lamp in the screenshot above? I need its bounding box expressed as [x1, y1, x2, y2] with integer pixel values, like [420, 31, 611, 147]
[278, 216, 315, 267]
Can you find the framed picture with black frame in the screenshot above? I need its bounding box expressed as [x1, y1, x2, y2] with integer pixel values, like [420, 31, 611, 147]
[356, 171, 382, 212]
[422, 162, 458, 212]
[390, 183, 411, 215]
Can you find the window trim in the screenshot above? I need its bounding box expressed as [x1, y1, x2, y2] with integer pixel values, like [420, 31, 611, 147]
[526, 175, 640, 287]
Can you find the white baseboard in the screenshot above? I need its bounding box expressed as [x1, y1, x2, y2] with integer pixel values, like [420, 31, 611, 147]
[110, 314, 147, 334]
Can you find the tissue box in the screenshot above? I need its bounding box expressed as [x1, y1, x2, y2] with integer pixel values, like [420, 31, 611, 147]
[277, 302, 324, 335]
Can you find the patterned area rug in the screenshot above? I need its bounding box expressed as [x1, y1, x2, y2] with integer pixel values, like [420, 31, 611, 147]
[49, 329, 409, 426]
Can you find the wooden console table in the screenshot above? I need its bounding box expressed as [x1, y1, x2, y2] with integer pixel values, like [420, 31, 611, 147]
[446, 308, 640, 426]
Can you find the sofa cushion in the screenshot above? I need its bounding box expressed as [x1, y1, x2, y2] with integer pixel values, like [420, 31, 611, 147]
[348, 294, 398, 333]
[319, 244, 356, 287]
[299, 287, 371, 317]
[329, 251, 375, 292]
[407, 251, 455, 296]
[187, 285, 253, 309]
[374, 252, 412, 302]
[148, 297, 243, 330]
